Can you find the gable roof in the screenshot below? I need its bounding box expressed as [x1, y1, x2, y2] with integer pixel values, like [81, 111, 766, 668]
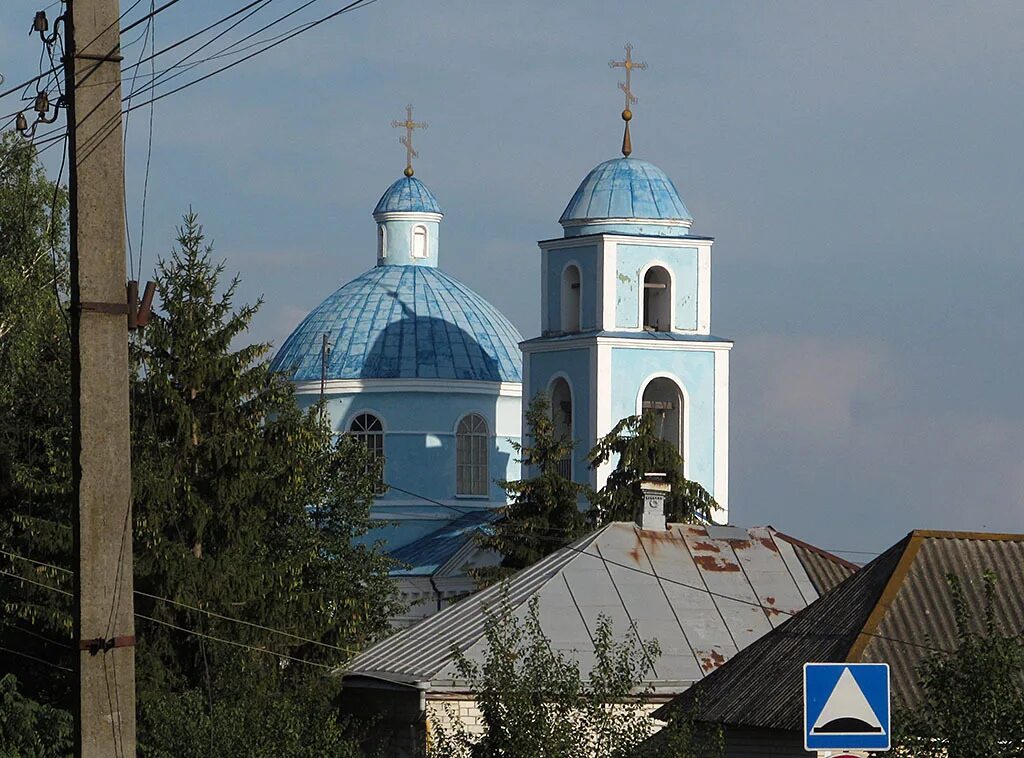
[655, 530, 1024, 729]
[389, 510, 499, 578]
[341, 522, 855, 695]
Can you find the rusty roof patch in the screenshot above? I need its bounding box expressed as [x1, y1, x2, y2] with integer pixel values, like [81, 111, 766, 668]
[694, 554, 741, 572]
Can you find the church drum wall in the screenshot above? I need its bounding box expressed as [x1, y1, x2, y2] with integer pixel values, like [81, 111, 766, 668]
[294, 389, 521, 507]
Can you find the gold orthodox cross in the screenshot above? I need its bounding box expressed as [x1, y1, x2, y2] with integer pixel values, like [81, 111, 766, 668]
[609, 43, 647, 156]
[391, 104, 427, 177]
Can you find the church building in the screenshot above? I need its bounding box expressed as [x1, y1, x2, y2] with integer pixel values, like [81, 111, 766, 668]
[270, 111, 524, 615]
[271, 50, 732, 618]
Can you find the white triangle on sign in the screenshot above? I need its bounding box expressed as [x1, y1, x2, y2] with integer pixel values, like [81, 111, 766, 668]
[811, 668, 885, 736]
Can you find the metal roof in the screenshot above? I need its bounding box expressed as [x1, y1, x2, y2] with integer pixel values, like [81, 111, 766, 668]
[270, 265, 524, 383]
[560, 158, 691, 224]
[389, 510, 498, 577]
[774, 530, 860, 596]
[373, 175, 443, 216]
[341, 523, 854, 694]
[656, 530, 1024, 729]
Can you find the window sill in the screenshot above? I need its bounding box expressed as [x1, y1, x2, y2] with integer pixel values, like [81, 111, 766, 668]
[453, 494, 490, 501]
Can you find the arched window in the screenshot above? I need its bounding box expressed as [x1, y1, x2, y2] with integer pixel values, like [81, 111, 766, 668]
[549, 378, 573, 480]
[642, 266, 672, 332]
[377, 225, 387, 260]
[456, 413, 489, 496]
[561, 264, 581, 333]
[411, 225, 428, 259]
[349, 413, 385, 491]
[642, 377, 684, 457]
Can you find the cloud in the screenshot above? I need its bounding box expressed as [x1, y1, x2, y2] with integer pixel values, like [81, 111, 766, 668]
[738, 334, 897, 437]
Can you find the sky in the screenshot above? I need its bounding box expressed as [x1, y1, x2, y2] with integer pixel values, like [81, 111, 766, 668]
[2, 1, 1022, 560]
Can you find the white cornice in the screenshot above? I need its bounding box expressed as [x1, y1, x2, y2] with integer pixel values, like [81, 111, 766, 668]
[292, 378, 522, 396]
[560, 217, 693, 231]
[522, 336, 733, 354]
[372, 211, 444, 223]
[539, 233, 713, 252]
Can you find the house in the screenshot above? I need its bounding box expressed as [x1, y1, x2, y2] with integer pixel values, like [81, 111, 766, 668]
[338, 492, 855, 756]
[650, 530, 1024, 757]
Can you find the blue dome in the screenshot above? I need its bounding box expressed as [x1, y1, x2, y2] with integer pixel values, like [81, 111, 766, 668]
[373, 176, 442, 215]
[271, 266, 522, 383]
[559, 157, 691, 224]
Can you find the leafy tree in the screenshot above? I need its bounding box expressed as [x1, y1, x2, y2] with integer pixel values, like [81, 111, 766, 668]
[129, 212, 401, 751]
[481, 394, 589, 575]
[139, 664, 367, 758]
[0, 673, 73, 757]
[895, 571, 1024, 757]
[587, 414, 717, 526]
[0, 132, 74, 708]
[429, 595, 660, 758]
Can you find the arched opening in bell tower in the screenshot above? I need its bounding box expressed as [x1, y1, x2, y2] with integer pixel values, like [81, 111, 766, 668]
[561, 264, 581, 333]
[549, 377, 574, 480]
[641, 377, 684, 459]
[642, 266, 672, 332]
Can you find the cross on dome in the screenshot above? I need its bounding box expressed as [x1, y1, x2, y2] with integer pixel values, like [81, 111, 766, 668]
[608, 43, 648, 157]
[391, 104, 428, 177]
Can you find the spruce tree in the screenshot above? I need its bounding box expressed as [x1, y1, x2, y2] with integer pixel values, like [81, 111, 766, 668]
[587, 413, 718, 526]
[130, 212, 400, 749]
[481, 394, 588, 573]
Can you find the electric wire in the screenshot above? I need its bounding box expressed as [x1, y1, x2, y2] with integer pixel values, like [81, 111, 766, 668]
[27, 0, 380, 160]
[0, 548, 361, 655]
[0, 644, 72, 672]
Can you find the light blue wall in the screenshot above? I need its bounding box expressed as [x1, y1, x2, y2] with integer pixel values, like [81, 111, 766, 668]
[544, 245, 598, 333]
[526, 347, 592, 483]
[609, 347, 717, 496]
[293, 389, 520, 539]
[377, 217, 441, 268]
[615, 244, 699, 330]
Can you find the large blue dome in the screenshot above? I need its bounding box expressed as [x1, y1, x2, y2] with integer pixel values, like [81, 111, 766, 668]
[271, 266, 523, 383]
[373, 176, 442, 215]
[560, 157, 691, 226]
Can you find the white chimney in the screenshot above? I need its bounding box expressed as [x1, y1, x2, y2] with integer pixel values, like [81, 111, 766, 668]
[639, 473, 670, 531]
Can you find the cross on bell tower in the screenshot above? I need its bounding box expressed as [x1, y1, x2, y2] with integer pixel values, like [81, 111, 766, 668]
[391, 104, 428, 177]
[609, 43, 647, 157]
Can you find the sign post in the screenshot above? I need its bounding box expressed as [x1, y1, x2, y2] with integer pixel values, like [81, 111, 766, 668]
[804, 663, 890, 754]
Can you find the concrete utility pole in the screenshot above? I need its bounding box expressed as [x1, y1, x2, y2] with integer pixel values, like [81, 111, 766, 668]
[65, 0, 137, 754]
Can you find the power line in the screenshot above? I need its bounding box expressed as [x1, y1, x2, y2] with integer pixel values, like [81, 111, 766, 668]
[27, 0, 381, 162]
[0, 644, 72, 672]
[0, 548, 359, 655]
[135, 613, 333, 669]
[134, 590, 360, 655]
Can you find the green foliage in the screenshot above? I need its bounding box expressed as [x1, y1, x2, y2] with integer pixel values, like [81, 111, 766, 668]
[482, 394, 589, 574]
[139, 662, 366, 758]
[429, 595, 660, 758]
[0, 132, 74, 707]
[587, 414, 717, 526]
[130, 212, 400, 751]
[894, 571, 1024, 757]
[0, 673, 73, 757]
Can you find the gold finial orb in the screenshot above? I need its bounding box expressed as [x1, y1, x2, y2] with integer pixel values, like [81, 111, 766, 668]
[622, 109, 632, 122]
[404, 166, 415, 177]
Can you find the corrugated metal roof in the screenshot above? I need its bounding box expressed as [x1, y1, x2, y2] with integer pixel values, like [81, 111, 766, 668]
[774, 530, 860, 595]
[342, 523, 847, 694]
[858, 531, 1024, 707]
[657, 530, 1024, 729]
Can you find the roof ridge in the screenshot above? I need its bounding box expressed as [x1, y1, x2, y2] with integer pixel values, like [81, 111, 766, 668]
[846, 531, 922, 661]
[909, 529, 1024, 541]
[772, 529, 860, 573]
